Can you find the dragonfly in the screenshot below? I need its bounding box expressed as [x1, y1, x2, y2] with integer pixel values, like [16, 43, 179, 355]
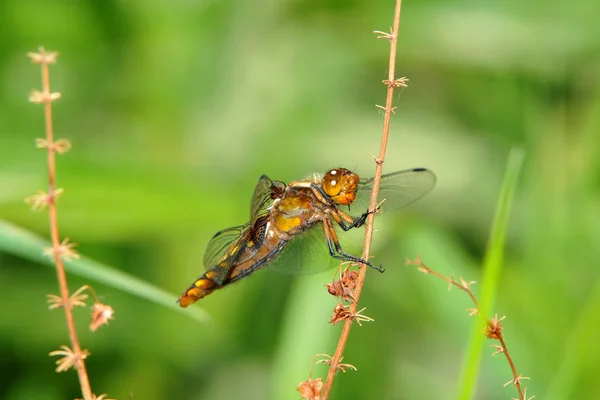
[178, 167, 436, 307]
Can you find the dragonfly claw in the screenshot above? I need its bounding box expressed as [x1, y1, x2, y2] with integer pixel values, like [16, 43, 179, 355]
[366, 262, 385, 273]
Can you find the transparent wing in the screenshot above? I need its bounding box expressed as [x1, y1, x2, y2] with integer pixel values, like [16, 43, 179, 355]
[250, 175, 286, 222]
[348, 168, 436, 217]
[267, 221, 364, 275]
[203, 224, 249, 269]
[203, 215, 272, 284]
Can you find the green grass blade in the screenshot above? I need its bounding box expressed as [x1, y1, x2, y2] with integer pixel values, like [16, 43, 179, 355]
[271, 271, 337, 400]
[0, 219, 209, 323]
[457, 147, 525, 400]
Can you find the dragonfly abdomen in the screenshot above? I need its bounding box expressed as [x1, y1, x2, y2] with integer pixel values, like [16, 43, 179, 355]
[178, 225, 288, 307]
[178, 269, 222, 307]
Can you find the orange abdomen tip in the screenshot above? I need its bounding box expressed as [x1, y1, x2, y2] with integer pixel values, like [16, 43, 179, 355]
[178, 278, 217, 307]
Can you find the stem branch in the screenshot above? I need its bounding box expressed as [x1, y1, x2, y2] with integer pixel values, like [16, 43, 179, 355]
[409, 258, 527, 400]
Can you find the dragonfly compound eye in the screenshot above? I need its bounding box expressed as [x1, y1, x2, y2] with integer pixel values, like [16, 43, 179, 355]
[323, 168, 359, 205]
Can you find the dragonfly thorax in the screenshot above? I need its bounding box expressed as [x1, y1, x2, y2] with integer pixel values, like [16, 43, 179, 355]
[272, 189, 325, 237]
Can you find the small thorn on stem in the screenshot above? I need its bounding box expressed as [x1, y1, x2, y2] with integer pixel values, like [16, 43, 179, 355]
[373, 27, 395, 41]
[25, 188, 63, 211]
[29, 89, 62, 104]
[366, 151, 384, 165]
[28, 48, 59, 64]
[382, 77, 409, 88]
[375, 105, 397, 114]
[406, 256, 429, 274]
[518, 387, 535, 400]
[405, 255, 423, 266]
[316, 354, 357, 373]
[504, 373, 530, 387]
[36, 138, 72, 154]
[47, 289, 87, 310]
[396, 77, 409, 87]
[459, 276, 477, 290]
[373, 198, 387, 214]
[43, 237, 80, 262]
[491, 344, 505, 356]
[49, 345, 90, 373]
[46, 294, 65, 310]
[467, 307, 479, 316]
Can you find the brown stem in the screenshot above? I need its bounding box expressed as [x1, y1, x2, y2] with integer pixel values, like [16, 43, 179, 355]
[498, 334, 524, 399]
[417, 263, 480, 310]
[410, 258, 527, 400]
[321, 1, 404, 397]
[38, 53, 94, 400]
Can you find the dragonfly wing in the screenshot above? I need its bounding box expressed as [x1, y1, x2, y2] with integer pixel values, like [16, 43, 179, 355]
[250, 175, 286, 222]
[181, 219, 267, 305]
[267, 220, 363, 275]
[203, 224, 249, 268]
[203, 214, 272, 284]
[349, 168, 436, 217]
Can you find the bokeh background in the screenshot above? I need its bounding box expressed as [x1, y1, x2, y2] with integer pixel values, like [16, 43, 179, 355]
[1, 0, 599, 399]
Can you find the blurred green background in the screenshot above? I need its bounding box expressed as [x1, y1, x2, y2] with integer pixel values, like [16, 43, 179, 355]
[1, 0, 599, 399]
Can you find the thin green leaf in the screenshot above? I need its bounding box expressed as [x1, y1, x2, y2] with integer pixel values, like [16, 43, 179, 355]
[0, 219, 208, 323]
[271, 270, 338, 400]
[457, 147, 525, 400]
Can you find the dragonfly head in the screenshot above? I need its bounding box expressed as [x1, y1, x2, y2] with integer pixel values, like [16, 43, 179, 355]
[322, 168, 359, 206]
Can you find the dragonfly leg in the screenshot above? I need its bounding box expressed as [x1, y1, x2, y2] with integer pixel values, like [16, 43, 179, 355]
[334, 209, 376, 231]
[323, 219, 385, 273]
[310, 182, 379, 228]
[310, 183, 339, 208]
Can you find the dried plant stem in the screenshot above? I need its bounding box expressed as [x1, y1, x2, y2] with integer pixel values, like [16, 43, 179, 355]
[497, 335, 523, 393]
[34, 50, 94, 400]
[409, 258, 529, 400]
[321, 1, 404, 397]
